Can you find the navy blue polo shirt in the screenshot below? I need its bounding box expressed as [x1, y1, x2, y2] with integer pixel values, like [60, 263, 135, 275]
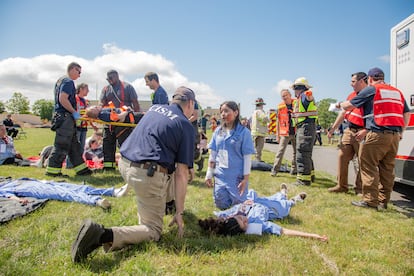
[55, 77, 76, 113]
[152, 86, 169, 105]
[120, 103, 195, 173]
[350, 85, 409, 132]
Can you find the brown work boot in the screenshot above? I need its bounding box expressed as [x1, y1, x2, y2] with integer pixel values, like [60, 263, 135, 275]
[328, 185, 348, 193]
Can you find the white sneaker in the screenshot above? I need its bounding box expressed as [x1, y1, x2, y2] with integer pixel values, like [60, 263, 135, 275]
[280, 183, 288, 195]
[97, 198, 111, 209]
[114, 184, 129, 197]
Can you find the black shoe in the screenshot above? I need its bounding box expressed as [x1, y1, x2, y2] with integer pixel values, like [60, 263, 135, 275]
[294, 179, 311, 186]
[311, 175, 315, 182]
[71, 219, 105, 263]
[165, 200, 176, 215]
[351, 200, 379, 210]
[77, 168, 93, 176]
[45, 172, 69, 178]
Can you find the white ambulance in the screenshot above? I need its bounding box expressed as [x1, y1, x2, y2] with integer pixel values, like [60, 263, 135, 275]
[391, 13, 414, 186]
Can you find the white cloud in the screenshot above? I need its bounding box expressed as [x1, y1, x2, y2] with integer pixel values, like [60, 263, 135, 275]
[271, 79, 293, 97]
[0, 44, 223, 110]
[378, 54, 390, 63]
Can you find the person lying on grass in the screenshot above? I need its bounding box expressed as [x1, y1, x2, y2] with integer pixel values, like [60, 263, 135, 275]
[85, 105, 144, 124]
[0, 178, 128, 210]
[199, 183, 328, 241]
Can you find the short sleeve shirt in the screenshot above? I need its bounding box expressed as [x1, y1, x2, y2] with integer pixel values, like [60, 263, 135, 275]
[120, 103, 194, 173]
[55, 77, 76, 113]
[152, 86, 169, 105]
[100, 82, 138, 108]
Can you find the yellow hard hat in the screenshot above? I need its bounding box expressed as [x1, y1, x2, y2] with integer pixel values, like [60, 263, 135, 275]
[291, 77, 312, 89]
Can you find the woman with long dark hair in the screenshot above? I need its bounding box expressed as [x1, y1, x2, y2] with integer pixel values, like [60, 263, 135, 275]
[199, 184, 327, 241]
[205, 101, 255, 210]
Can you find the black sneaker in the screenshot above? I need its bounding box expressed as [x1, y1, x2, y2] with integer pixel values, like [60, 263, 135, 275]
[77, 168, 93, 176]
[293, 179, 311, 186]
[45, 172, 69, 178]
[165, 200, 176, 215]
[71, 219, 105, 263]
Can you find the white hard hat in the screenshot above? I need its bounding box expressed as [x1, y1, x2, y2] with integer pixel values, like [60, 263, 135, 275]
[291, 77, 312, 89]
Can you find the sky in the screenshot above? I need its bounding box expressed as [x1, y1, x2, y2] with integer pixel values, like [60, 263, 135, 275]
[0, 0, 413, 117]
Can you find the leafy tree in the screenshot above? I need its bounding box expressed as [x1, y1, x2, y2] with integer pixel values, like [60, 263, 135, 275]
[0, 101, 5, 113]
[32, 99, 54, 120]
[316, 98, 338, 129]
[6, 92, 30, 114]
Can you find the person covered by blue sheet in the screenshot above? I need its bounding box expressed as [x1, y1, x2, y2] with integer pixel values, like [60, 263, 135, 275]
[0, 178, 127, 209]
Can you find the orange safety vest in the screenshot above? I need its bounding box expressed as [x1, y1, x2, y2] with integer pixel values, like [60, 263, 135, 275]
[277, 100, 295, 136]
[76, 95, 88, 128]
[344, 91, 364, 127]
[109, 106, 134, 123]
[369, 83, 405, 126]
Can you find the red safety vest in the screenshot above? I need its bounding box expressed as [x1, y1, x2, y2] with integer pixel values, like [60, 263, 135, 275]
[371, 83, 405, 126]
[277, 100, 295, 136]
[76, 95, 88, 128]
[344, 91, 364, 127]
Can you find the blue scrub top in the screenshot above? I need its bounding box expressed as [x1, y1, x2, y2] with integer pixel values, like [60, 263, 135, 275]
[214, 190, 294, 235]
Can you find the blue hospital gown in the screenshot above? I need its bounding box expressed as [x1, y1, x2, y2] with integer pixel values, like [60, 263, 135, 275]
[213, 190, 295, 235]
[209, 124, 255, 209]
[0, 178, 114, 206]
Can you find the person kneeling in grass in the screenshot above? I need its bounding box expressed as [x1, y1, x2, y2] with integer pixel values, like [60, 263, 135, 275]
[199, 183, 328, 241]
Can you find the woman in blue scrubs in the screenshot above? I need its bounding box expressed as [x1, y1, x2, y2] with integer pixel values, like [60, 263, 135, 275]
[205, 101, 255, 210]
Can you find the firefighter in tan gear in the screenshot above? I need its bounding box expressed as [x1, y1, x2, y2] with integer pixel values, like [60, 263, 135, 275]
[291, 77, 318, 186]
[251, 98, 269, 162]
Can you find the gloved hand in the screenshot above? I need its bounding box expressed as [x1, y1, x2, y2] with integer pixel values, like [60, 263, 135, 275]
[72, 111, 81, 120]
[304, 90, 313, 97]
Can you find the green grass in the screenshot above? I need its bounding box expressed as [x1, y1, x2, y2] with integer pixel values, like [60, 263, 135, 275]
[0, 128, 413, 275]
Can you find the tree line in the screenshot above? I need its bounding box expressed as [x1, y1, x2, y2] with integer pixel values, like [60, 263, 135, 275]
[0, 92, 54, 121]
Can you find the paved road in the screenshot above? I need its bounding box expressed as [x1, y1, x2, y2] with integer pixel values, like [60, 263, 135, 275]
[264, 142, 414, 217]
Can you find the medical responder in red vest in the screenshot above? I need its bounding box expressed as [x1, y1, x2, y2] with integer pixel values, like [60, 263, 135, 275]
[340, 67, 410, 210]
[327, 72, 367, 194]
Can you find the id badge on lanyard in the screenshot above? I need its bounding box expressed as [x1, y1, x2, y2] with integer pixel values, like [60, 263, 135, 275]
[218, 149, 229, 168]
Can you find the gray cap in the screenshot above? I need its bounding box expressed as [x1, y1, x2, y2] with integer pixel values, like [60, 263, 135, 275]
[172, 86, 196, 101]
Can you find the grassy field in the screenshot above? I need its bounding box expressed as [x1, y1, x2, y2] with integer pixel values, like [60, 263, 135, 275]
[0, 128, 413, 275]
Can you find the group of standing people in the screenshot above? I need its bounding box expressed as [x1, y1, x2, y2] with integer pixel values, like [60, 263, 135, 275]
[258, 77, 317, 186]
[339, 68, 409, 210]
[71, 76, 328, 263]
[267, 68, 409, 212]
[13, 62, 405, 263]
[45, 62, 171, 177]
